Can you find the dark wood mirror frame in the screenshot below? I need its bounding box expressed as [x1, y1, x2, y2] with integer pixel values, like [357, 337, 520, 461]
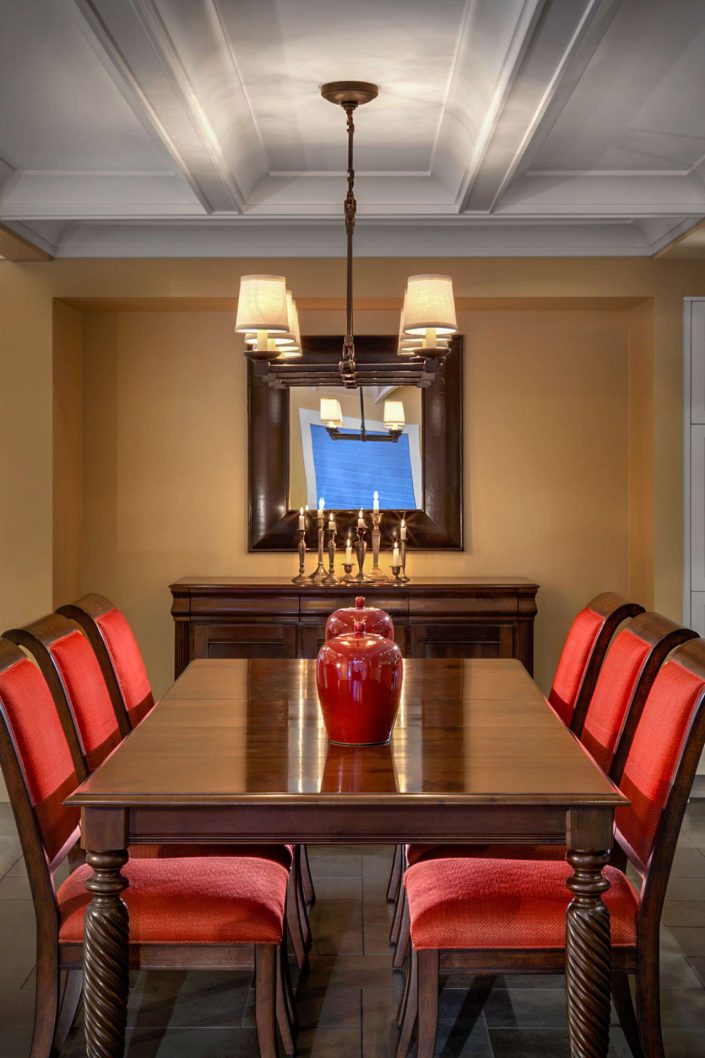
[248, 335, 463, 551]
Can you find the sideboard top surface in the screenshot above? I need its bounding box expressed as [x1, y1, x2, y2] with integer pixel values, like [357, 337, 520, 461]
[171, 576, 539, 593]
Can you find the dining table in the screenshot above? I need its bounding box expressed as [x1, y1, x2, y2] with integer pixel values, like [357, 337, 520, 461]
[66, 656, 627, 1058]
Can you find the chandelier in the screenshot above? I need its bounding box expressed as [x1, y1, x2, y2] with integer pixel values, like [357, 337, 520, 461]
[234, 82, 458, 400]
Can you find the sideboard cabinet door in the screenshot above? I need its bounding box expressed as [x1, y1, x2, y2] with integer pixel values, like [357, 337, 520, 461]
[192, 622, 298, 660]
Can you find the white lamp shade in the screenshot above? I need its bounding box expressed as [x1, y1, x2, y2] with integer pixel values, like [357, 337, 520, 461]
[402, 274, 457, 335]
[235, 275, 288, 333]
[320, 398, 343, 428]
[384, 400, 405, 430]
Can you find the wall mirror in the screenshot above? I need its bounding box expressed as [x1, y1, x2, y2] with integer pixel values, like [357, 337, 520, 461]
[248, 335, 463, 551]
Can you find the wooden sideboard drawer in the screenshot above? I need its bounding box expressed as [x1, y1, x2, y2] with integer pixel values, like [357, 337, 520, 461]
[189, 593, 300, 616]
[408, 621, 515, 659]
[299, 592, 409, 616]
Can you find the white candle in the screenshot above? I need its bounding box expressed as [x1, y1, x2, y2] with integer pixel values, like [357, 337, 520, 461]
[400, 517, 407, 541]
[357, 508, 366, 529]
[298, 506, 305, 530]
[373, 490, 379, 512]
[328, 511, 336, 533]
[392, 540, 401, 566]
[345, 536, 353, 563]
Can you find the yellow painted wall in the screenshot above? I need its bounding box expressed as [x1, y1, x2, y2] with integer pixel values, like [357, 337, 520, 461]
[52, 301, 83, 606]
[80, 304, 630, 697]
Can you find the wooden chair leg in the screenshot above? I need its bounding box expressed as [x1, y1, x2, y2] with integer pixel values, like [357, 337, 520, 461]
[387, 843, 402, 902]
[395, 949, 419, 1058]
[295, 861, 312, 947]
[276, 944, 296, 1057]
[52, 969, 83, 1053]
[396, 957, 410, 1025]
[392, 897, 411, 969]
[416, 949, 440, 1058]
[300, 844, 316, 906]
[30, 945, 60, 1058]
[389, 877, 404, 944]
[635, 943, 666, 1058]
[255, 944, 279, 1058]
[279, 934, 297, 1032]
[286, 869, 309, 971]
[613, 972, 643, 1058]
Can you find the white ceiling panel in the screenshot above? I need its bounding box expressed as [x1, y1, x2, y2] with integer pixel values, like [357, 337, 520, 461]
[0, 0, 174, 171]
[531, 0, 705, 173]
[205, 0, 467, 173]
[2, 0, 705, 256]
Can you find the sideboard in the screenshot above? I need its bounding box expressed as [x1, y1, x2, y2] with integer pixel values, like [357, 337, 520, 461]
[170, 577, 539, 677]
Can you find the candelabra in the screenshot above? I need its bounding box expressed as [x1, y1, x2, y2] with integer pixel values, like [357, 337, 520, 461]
[399, 517, 410, 583]
[391, 559, 403, 586]
[355, 526, 371, 584]
[324, 525, 339, 585]
[309, 511, 327, 584]
[369, 509, 390, 582]
[291, 527, 308, 585]
[342, 561, 355, 583]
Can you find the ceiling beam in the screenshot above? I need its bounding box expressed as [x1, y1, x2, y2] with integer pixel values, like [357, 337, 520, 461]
[459, 0, 624, 213]
[71, 0, 264, 214]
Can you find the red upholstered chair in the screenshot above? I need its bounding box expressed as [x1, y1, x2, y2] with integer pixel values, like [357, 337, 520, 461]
[0, 639, 294, 1058]
[56, 595, 318, 903]
[548, 592, 644, 728]
[4, 613, 312, 969]
[390, 611, 691, 969]
[57, 593, 154, 728]
[397, 637, 705, 1058]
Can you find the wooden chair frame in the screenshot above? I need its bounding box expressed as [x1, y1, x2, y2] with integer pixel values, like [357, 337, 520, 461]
[0, 639, 296, 1058]
[396, 636, 705, 1058]
[56, 593, 148, 730]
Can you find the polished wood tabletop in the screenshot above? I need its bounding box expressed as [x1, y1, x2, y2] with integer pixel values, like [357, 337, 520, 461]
[68, 657, 626, 1058]
[69, 658, 621, 807]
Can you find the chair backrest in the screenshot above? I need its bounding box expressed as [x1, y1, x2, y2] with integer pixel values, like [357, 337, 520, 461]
[0, 639, 84, 920]
[4, 614, 125, 772]
[57, 594, 153, 729]
[548, 592, 645, 727]
[611, 638, 705, 924]
[578, 612, 696, 775]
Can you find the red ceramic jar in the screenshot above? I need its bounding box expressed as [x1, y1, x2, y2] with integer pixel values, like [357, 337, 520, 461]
[316, 618, 403, 746]
[325, 596, 394, 641]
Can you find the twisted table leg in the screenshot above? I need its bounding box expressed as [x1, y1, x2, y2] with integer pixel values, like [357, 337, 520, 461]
[565, 846, 612, 1058]
[83, 849, 129, 1058]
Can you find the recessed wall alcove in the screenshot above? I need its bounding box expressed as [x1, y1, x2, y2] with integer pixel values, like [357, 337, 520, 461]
[51, 291, 654, 699]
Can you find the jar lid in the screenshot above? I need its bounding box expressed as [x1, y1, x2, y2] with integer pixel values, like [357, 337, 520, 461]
[323, 617, 398, 659]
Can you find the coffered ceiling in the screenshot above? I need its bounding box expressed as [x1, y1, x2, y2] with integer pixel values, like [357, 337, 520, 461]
[2, 0, 705, 257]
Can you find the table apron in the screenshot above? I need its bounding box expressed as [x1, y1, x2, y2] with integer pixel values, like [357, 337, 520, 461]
[78, 803, 611, 847]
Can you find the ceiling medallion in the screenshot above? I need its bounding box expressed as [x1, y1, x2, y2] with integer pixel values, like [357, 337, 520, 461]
[234, 82, 457, 393]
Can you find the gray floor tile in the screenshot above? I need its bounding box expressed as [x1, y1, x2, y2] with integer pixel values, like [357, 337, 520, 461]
[668, 846, 705, 877]
[0, 872, 31, 899]
[666, 875, 705, 901]
[490, 1027, 632, 1058]
[663, 900, 705, 928]
[0, 837, 22, 879]
[294, 1024, 362, 1057]
[658, 1029, 705, 1058]
[0, 1028, 33, 1058]
[688, 956, 705, 987]
[128, 970, 252, 1028]
[668, 926, 705, 956]
[308, 875, 364, 956]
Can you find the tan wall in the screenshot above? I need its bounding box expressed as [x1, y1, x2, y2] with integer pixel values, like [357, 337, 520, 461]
[52, 301, 83, 605]
[82, 305, 630, 697]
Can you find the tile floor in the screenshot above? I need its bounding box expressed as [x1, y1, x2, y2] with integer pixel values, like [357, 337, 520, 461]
[1, 803, 704, 1057]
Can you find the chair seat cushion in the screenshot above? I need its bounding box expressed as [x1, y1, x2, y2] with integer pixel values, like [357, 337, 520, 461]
[131, 844, 294, 870]
[404, 857, 638, 951]
[406, 843, 564, 866]
[58, 856, 288, 946]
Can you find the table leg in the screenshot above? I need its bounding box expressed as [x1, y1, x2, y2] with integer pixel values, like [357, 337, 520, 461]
[566, 809, 613, 1058]
[84, 849, 130, 1058]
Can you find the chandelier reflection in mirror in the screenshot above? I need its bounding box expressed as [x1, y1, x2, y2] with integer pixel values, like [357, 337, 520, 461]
[235, 81, 457, 444]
